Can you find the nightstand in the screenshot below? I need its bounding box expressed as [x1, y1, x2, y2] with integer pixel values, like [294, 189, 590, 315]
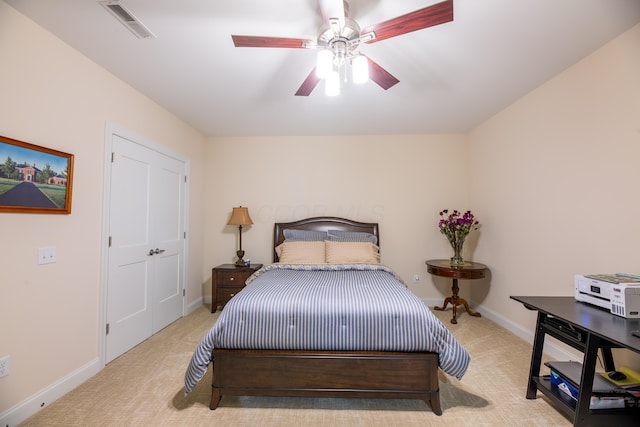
[211, 263, 262, 313]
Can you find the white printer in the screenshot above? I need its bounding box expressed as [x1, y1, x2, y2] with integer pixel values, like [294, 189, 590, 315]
[610, 283, 640, 318]
[574, 274, 640, 318]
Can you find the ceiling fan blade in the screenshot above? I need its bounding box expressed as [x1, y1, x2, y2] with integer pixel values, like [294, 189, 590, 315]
[318, 0, 345, 27]
[295, 68, 321, 96]
[232, 35, 313, 48]
[364, 55, 399, 90]
[362, 0, 453, 44]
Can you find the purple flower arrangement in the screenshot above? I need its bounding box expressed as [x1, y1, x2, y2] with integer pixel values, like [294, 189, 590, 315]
[438, 209, 480, 265]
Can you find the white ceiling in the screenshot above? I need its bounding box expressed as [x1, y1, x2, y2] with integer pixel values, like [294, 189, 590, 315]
[5, 0, 640, 137]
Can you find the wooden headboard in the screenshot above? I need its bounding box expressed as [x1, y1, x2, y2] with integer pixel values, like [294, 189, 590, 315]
[273, 217, 379, 262]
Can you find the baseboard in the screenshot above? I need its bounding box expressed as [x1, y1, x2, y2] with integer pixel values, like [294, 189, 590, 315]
[475, 302, 580, 362]
[422, 298, 579, 362]
[186, 296, 203, 315]
[0, 357, 101, 427]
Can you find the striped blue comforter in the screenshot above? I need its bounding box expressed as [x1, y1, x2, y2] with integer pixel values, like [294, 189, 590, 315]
[184, 264, 470, 394]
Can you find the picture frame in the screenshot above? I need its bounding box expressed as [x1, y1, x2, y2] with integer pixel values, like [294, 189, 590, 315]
[0, 135, 74, 214]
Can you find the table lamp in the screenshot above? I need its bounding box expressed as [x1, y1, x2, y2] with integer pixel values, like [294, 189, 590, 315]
[227, 206, 253, 267]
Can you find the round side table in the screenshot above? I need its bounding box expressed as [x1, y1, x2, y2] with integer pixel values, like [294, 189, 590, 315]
[426, 259, 487, 324]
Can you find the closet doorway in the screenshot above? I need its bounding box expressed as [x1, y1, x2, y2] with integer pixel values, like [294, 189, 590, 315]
[102, 126, 188, 363]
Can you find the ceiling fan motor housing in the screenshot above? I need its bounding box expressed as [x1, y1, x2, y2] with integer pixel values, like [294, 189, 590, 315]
[318, 17, 362, 61]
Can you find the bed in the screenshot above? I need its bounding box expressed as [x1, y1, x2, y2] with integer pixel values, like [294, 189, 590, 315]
[184, 216, 470, 415]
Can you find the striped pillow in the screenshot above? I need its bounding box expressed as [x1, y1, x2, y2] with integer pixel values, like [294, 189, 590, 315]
[327, 230, 377, 244]
[283, 229, 328, 241]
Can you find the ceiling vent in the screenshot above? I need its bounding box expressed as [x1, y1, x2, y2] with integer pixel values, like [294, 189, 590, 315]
[98, 1, 156, 39]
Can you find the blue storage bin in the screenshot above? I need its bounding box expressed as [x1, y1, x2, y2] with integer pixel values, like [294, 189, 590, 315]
[550, 369, 579, 401]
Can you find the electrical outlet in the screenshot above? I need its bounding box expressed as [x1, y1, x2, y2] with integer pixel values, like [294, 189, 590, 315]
[0, 355, 9, 378]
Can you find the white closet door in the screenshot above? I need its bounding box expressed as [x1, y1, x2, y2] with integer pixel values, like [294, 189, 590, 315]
[106, 134, 185, 363]
[150, 151, 185, 334]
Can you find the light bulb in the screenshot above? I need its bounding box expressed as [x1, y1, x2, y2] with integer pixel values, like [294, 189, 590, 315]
[316, 50, 333, 79]
[325, 70, 340, 96]
[352, 55, 369, 84]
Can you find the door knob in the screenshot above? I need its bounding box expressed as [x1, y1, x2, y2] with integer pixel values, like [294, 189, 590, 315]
[148, 248, 166, 255]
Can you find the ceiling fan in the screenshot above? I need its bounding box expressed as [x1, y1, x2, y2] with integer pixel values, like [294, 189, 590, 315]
[231, 0, 454, 96]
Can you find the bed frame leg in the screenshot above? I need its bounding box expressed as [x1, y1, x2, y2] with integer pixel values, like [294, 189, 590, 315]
[427, 394, 442, 416]
[209, 388, 221, 410]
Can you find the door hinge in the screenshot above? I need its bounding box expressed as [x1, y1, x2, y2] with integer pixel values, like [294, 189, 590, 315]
[108, 236, 112, 247]
[106, 323, 110, 335]
[183, 231, 186, 239]
[111, 152, 115, 163]
[184, 175, 187, 183]
[183, 289, 186, 297]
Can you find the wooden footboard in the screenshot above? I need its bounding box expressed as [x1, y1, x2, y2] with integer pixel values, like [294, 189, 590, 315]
[210, 349, 442, 415]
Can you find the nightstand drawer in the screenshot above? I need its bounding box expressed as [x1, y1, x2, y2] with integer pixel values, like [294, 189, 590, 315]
[215, 270, 250, 286]
[217, 286, 242, 305]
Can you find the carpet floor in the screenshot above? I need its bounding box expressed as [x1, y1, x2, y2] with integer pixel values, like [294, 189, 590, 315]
[20, 304, 571, 426]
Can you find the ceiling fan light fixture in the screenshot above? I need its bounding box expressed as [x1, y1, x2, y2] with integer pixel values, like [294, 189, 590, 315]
[231, 0, 454, 96]
[325, 70, 340, 96]
[316, 50, 333, 79]
[352, 54, 369, 84]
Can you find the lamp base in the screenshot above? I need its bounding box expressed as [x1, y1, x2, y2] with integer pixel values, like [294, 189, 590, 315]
[235, 250, 246, 267]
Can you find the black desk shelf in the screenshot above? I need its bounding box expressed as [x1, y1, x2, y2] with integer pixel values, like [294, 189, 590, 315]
[511, 296, 640, 427]
[533, 376, 576, 417]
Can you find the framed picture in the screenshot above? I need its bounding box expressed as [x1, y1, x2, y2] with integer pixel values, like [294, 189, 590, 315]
[0, 135, 74, 214]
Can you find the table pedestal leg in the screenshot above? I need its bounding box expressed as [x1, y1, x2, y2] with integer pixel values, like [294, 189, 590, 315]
[434, 278, 482, 324]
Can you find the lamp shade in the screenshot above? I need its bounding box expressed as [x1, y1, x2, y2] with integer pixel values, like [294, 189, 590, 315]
[227, 206, 253, 226]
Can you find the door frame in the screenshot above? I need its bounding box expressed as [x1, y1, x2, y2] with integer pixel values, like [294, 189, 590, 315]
[99, 122, 190, 366]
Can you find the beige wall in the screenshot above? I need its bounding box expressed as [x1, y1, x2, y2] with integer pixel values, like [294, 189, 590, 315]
[0, 2, 206, 415]
[468, 24, 640, 361]
[204, 134, 471, 300]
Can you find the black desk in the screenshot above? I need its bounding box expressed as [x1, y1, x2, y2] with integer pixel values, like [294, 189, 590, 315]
[511, 296, 640, 426]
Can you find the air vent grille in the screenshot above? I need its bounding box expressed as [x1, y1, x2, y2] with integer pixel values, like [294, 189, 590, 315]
[107, 4, 135, 22]
[98, 1, 156, 39]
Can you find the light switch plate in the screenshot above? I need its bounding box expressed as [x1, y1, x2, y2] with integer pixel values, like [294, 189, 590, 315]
[38, 246, 56, 265]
